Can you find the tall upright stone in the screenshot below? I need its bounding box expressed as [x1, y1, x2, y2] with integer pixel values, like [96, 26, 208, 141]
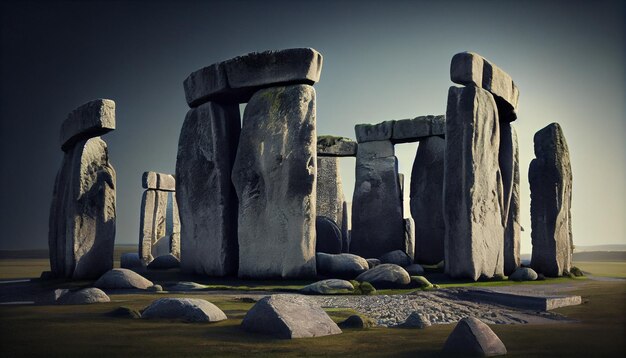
[48, 99, 116, 279]
[410, 136, 446, 265]
[176, 102, 241, 276]
[350, 140, 404, 258]
[316, 156, 345, 239]
[530, 123, 573, 277]
[232, 84, 317, 279]
[443, 86, 505, 280]
[504, 126, 521, 275]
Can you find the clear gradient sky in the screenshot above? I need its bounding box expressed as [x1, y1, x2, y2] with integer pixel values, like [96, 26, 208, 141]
[1, 0, 624, 254]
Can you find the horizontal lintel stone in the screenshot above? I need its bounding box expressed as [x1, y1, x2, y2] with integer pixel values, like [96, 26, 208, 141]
[356, 115, 445, 144]
[317, 136, 357, 157]
[60, 99, 115, 151]
[142, 171, 176, 191]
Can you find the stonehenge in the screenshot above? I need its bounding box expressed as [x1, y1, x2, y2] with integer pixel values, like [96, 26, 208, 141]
[48, 99, 116, 279]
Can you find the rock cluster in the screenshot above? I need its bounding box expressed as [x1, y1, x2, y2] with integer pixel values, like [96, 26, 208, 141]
[48, 99, 116, 279]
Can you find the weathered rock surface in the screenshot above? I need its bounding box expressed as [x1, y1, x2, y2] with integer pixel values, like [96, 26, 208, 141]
[391, 115, 446, 144]
[300, 279, 354, 295]
[241, 294, 342, 339]
[142, 171, 176, 191]
[60, 99, 115, 151]
[316, 253, 369, 279]
[355, 121, 393, 142]
[316, 156, 346, 243]
[379, 250, 412, 267]
[147, 254, 180, 270]
[442, 317, 507, 357]
[410, 135, 446, 265]
[233, 85, 317, 279]
[509, 267, 538, 281]
[176, 101, 240, 276]
[366, 258, 381, 269]
[139, 189, 169, 265]
[120, 253, 142, 269]
[48, 137, 116, 279]
[142, 298, 227, 323]
[504, 125, 521, 275]
[530, 123, 573, 277]
[451, 51, 519, 121]
[405, 264, 425, 276]
[184, 48, 323, 106]
[317, 135, 357, 157]
[401, 312, 431, 329]
[404, 217, 415, 261]
[355, 264, 411, 288]
[444, 86, 505, 281]
[56, 288, 110, 305]
[316, 216, 342, 254]
[94, 268, 153, 290]
[350, 141, 404, 259]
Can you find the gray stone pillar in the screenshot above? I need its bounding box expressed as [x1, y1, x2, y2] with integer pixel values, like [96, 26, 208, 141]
[504, 126, 521, 275]
[530, 123, 573, 277]
[316, 157, 345, 238]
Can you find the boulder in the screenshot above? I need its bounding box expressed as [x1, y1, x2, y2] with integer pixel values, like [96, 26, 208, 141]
[355, 121, 393, 142]
[94, 268, 153, 290]
[107, 306, 141, 319]
[316, 253, 369, 279]
[141, 298, 227, 323]
[405, 264, 425, 276]
[316, 157, 346, 246]
[139, 189, 169, 265]
[60, 99, 115, 151]
[241, 294, 341, 339]
[316, 216, 342, 254]
[300, 279, 354, 295]
[410, 135, 446, 265]
[48, 137, 116, 280]
[233, 85, 317, 279]
[366, 258, 381, 269]
[120, 253, 142, 269]
[443, 86, 505, 281]
[379, 250, 412, 267]
[168, 282, 208, 291]
[338, 314, 375, 329]
[147, 254, 180, 270]
[391, 115, 446, 144]
[442, 317, 507, 357]
[56, 288, 110, 305]
[410, 275, 433, 288]
[142, 171, 176, 191]
[147, 284, 163, 292]
[184, 48, 323, 106]
[503, 125, 521, 275]
[176, 101, 240, 276]
[450, 52, 519, 121]
[355, 264, 411, 288]
[508, 267, 538, 282]
[317, 135, 357, 157]
[401, 312, 431, 329]
[530, 123, 573, 277]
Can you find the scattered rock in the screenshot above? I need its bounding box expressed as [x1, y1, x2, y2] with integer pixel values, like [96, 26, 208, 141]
[120, 253, 142, 269]
[401, 312, 431, 329]
[379, 250, 412, 267]
[94, 268, 153, 290]
[107, 306, 141, 319]
[355, 264, 411, 288]
[147, 284, 163, 292]
[508, 267, 538, 282]
[300, 279, 354, 295]
[351, 280, 377, 295]
[442, 317, 507, 357]
[366, 258, 381, 269]
[338, 314, 375, 329]
[405, 264, 425, 276]
[147, 254, 180, 270]
[142, 298, 227, 323]
[168, 282, 208, 291]
[241, 294, 341, 339]
[316, 216, 342, 254]
[316, 253, 369, 279]
[56, 288, 110, 305]
[410, 276, 434, 289]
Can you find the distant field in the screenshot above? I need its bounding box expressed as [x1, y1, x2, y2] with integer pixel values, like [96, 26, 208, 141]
[575, 261, 626, 278]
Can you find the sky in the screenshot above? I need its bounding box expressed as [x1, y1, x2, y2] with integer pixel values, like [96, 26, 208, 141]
[0, 0, 624, 255]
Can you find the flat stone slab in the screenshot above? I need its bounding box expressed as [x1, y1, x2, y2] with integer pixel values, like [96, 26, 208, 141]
[60, 99, 115, 151]
[184, 48, 323, 106]
[462, 287, 582, 311]
[354, 115, 445, 143]
[142, 171, 176, 191]
[317, 136, 357, 157]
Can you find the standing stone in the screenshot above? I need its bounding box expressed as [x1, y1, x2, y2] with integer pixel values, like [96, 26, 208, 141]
[341, 201, 350, 252]
[316, 157, 345, 237]
[530, 123, 573, 277]
[170, 193, 181, 259]
[350, 140, 404, 259]
[410, 135, 446, 265]
[504, 126, 521, 275]
[232, 84, 317, 279]
[139, 189, 168, 265]
[443, 86, 505, 280]
[404, 217, 415, 261]
[175, 101, 241, 276]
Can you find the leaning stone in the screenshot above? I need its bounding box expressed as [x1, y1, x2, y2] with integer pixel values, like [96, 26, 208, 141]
[147, 254, 180, 270]
[317, 135, 357, 157]
[94, 268, 153, 290]
[316, 253, 369, 279]
[316, 157, 346, 242]
[184, 48, 323, 106]
[339, 314, 376, 329]
[391, 115, 445, 144]
[451, 52, 519, 121]
[233, 85, 317, 279]
[410, 136, 446, 265]
[401, 312, 431, 329]
[379, 250, 412, 267]
[508, 267, 538, 281]
[142, 298, 227, 323]
[56, 288, 110, 305]
[142, 171, 176, 191]
[241, 294, 341, 339]
[530, 123, 573, 277]
[404, 218, 415, 261]
[504, 125, 521, 275]
[300, 279, 354, 295]
[48, 137, 116, 280]
[443, 86, 505, 280]
[316, 216, 342, 254]
[120, 253, 142, 269]
[139, 189, 169, 265]
[366, 258, 381, 269]
[405, 264, 425, 276]
[60, 99, 115, 151]
[355, 264, 411, 288]
[176, 101, 240, 277]
[442, 317, 507, 357]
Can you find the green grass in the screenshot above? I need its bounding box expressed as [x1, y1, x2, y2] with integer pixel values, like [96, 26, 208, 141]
[574, 261, 626, 278]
